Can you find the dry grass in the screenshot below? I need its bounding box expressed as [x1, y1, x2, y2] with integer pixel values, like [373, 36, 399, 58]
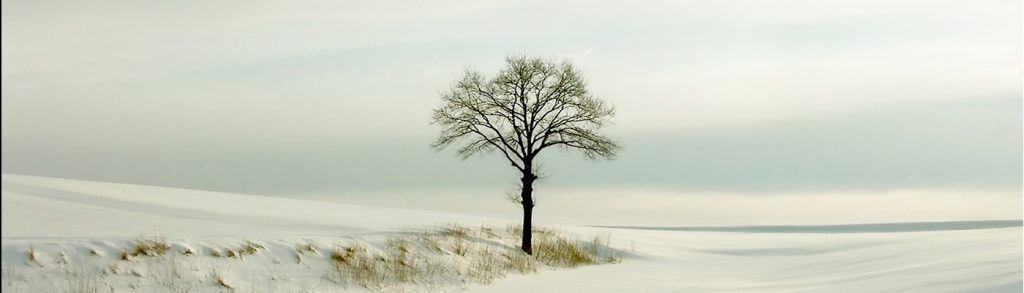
[468, 246, 505, 283]
[418, 232, 445, 254]
[502, 224, 622, 268]
[240, 241, 264, 255]
[533, 233, 595, 267]
[504, 249, 537, 274]
[125, 236, 171, 259]
[384, 238, 421, 283]
[322, 224, 621, 290]
[215, 241, 265, 260]
[9, 224, 620, 292]
[533, 231, 621, 268]
[328, 244, 385, 289]
[449, 234, 473, 257]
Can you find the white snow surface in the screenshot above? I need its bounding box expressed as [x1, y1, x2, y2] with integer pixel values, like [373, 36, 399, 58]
[2, 174, 1021, 292]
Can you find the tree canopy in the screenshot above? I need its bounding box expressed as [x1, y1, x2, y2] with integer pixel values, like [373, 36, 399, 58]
[432, 56, 619, 172]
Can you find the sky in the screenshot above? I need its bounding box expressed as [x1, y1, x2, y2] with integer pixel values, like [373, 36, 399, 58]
[2, 0, 1021, 224]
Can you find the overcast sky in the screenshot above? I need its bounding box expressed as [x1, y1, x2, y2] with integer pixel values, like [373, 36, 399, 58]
[2, 0, 1021, 217]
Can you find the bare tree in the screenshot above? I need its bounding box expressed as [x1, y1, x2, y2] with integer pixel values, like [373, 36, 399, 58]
[432, 56, 619, 254]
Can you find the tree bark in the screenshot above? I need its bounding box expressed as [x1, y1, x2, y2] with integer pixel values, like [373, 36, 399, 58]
[520, 173, 536, 255]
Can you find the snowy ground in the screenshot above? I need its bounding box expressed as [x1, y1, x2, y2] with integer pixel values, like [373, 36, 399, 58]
[2, 174, 1020, 292]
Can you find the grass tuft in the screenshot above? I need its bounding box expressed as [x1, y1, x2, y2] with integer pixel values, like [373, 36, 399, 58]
[328, 244, 384, 289]
[126, 236, 171, 258]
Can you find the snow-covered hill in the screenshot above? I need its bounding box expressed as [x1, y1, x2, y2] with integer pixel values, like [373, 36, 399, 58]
[2, 174, 1020, 292]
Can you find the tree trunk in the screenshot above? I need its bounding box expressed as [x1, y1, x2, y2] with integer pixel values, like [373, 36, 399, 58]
[520, 173, 536, 255]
